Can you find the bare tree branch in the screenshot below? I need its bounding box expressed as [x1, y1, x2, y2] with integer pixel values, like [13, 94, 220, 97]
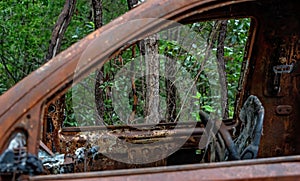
[46, 0, 77, 61]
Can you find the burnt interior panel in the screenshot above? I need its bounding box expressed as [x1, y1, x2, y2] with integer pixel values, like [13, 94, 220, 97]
[247, 0, 300, 157]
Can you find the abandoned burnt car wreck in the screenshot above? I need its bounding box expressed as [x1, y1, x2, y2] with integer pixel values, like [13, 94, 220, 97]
[1, 0, 300, 180]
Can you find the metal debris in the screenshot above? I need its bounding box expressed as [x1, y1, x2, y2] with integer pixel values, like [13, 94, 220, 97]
[0, 133, 43, 177]
[0, 148, 43, 176]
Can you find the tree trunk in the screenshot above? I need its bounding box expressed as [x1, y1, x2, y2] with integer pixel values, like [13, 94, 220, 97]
[92, 0, 104, 125]
[216, 20, 229, 119]
[144, 34, 160, 124]
[92, 0, 103, 29]
[165, 29, 179, 122]
[45, 0, 76, 153]
[128, 47, 138, 123]
[127, 0, 139, 124]
[46, 0, 76, 61]
[128, 0, 160, 125]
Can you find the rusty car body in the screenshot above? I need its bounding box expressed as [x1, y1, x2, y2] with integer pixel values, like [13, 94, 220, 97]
[1, 0, 300, 180]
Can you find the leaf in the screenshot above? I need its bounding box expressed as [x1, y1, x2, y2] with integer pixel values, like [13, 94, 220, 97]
[202, 105, 214, 113]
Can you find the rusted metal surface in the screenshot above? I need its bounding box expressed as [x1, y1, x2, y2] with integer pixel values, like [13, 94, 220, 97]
[1, 0, 300, 180]
[248, 0, 300, 157]
[30, 155, 300, 181]
[39, 122, 204, 173]
[34, 162, 300, 180]
[39, 141, 54, 157]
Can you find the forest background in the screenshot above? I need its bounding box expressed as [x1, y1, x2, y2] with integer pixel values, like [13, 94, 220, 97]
[0, 0, 250, 126]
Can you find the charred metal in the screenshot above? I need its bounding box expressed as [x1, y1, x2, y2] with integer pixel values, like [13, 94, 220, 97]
[0, 0, 300, 180]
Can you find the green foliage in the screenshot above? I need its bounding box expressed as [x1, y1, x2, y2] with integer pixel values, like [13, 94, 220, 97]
[102, 0, 128, 24]
[0, 0, 251, 125]
[158, 19, 250, 120]
[0, 0, 128, 96]
[0, 0, 65, 94]
[225, 18, 250, 117]
[79, 18, 250, 125]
